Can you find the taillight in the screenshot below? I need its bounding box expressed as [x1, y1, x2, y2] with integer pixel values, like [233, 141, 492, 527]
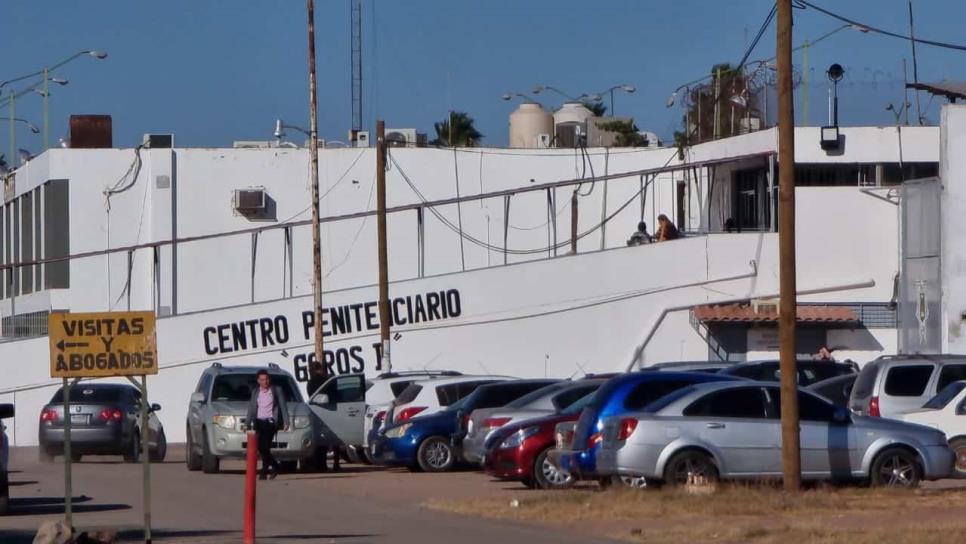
[869, 396, 880, 417]
[99, 407, 123, 422]
[587, 432, 603, 449]
[374, 411, 386, 424]
[482, 417, 511, 429]
[396, 406, 427, 421]
[40, 408, 59, 422]
[617, 418, 638, 441]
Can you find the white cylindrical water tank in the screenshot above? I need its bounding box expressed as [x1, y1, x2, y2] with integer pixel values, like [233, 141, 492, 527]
[509, 103, 554, 148]
[553, 102, 594, 126]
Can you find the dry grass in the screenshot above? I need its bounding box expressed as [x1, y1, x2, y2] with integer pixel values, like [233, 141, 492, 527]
[426, 484, 966, 543]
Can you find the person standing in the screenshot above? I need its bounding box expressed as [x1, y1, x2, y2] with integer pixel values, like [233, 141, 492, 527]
[247, 369, 290, 480]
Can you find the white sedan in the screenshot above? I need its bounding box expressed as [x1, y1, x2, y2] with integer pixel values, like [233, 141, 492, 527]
[900, 380, 966, 478]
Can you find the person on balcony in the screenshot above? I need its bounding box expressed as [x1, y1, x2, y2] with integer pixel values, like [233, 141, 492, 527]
[627, 221, 653, 246]
[655, 214, 681, 241]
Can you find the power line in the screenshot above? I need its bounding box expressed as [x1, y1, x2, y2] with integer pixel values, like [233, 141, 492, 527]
[798, 0, 966, 52]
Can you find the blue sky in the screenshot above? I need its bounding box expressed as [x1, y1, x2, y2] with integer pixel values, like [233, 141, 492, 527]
[3, 0, 966, 152]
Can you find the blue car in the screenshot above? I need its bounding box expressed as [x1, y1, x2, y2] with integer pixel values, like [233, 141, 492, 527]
[552, 371, 737, 480]
[374, 379, 558, 472]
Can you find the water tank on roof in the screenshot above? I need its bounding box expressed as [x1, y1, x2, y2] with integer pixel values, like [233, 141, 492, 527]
[553, 102, 594, 126]
[509, 103, 553, 148]
[554, 102, 594, 148]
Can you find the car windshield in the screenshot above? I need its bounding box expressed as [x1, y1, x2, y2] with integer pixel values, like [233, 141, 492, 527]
[210, 374, 303, 403]
[561, 393, 595, 415]
[922, 381, 966, 410]
[504, 383, 563, 409]
[641, 385, 699, 413]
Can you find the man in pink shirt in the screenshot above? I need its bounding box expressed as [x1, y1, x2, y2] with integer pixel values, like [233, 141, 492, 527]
[246, 369, 290, 480]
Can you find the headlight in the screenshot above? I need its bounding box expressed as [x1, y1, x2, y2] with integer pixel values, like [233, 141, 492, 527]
[385, 423, 412, 438]
[498, 426, 540, 450]
[212, 415, 236, 429]
[293, 415, 311, 429]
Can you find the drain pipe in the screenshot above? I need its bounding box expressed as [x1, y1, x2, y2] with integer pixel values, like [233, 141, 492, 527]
[625, 278, 877, 371]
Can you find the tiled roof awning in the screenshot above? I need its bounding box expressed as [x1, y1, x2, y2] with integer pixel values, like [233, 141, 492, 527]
[693, 303, 859, 324]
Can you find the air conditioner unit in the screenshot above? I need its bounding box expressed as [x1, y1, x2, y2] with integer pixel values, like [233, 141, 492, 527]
[234, 188, 267, 212]
[355, 131, 370, 147]
[385, 128, 418, 147]
[536, 133, 551, 148]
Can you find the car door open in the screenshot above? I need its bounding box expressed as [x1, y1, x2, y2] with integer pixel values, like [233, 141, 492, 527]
[309, 374, 366, 446]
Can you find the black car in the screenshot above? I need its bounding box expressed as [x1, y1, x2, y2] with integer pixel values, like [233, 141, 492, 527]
[717, 360, 858, 387]
[38, 384, 166, 463]
[1, 403, 14, 514]
[806, 373, 858, 407]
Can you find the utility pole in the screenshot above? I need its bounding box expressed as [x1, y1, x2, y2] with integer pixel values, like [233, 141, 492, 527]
[776, 0, 801, 491]
[376, 120, 391, 373]
[908, 0, 923, 125]
[307, 0, 326, 375]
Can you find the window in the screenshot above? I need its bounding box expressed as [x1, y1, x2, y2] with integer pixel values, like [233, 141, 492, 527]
[389, 381, 415, 398]
[331, 376, 364, 403]
[729, 363, 779, 381]
[852, 361, 880, 398]
[937, 365, 966, 391]
[684, 387, 767, 418]
[768, 388, 837, 422]
[197, 373, 214, 401]
[884, 365, 934, 397]
[475, 382, 555, 409]
[44, 179, 70, 289]
[52, 386, 127, 403]
[797, 363, 856, 386]
[395, 384, 422, 405]
[505, 383, 564, 409]
[624, 380, 697, 411]
[210, 374, 302, 403]
[552, 384, 599, 411]
[922, 382, 966, 410]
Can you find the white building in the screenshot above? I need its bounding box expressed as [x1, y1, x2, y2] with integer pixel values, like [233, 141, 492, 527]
[0, 118, 944, 446]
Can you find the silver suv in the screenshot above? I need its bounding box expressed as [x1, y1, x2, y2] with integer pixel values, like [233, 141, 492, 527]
[186, 363, 319, 473]
[850, 355, 966, 419]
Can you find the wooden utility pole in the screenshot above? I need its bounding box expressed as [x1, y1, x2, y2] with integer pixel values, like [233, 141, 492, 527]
[376, 120, 391, 373]
[307, 0, 326, 375]
[776, 0, 801, 491]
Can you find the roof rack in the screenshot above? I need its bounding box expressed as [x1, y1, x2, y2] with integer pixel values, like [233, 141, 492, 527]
[375, 370, 462, 379]
[211, 362, 222, 368]
[268, 363, 280, 369]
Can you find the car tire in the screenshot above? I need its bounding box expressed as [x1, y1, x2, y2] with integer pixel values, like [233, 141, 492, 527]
[39, 448, 54, 464]
[123, 431, 141, 463]
[870, 447, 922, 488]
[185, 426, 202, 471]
[416, 436, 455, 472]
[0, 473, 8, 515]
[201, 430, 220, 474]
[662, 450, 719, 486]
[150, 430, 167, 463]
[533, 448, 575, 490]
[359, 446, 374, 465]
[949, 438, 966, 478]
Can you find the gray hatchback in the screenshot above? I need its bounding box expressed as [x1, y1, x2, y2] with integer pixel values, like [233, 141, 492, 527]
[596, 381, 954, 487]
[185, 363, 318, 474]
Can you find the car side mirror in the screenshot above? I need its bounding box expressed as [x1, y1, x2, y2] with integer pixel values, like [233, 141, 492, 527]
[150, 403, 162, 412]
[189, 392, 205, 404]
[0, 403, 14, 419]
[311, 393, 330, 405]
[833, 407, 851, 424]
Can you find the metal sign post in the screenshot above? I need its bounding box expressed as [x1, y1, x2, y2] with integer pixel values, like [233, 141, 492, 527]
[48, 311, 159, 542]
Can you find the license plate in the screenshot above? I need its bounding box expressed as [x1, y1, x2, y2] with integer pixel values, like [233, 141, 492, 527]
[70, 414, 88, 425]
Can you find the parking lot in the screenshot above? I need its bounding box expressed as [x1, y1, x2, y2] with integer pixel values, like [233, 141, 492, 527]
[0, 445, 614, 544]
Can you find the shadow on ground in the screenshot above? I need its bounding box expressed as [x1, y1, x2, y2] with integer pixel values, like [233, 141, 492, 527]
[4, 495, 131, 516]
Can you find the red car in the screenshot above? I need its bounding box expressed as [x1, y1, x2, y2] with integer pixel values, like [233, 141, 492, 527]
[483, 411, 580, 489]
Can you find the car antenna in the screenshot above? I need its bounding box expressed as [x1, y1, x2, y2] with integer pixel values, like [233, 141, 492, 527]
[476, 360, 492, 375]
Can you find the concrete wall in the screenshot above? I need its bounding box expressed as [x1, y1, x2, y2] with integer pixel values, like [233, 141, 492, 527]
[941, 105, 966, 352]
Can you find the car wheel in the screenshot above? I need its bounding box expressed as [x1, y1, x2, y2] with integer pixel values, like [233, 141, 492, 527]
[950, 438, 966, 478]
[359, 446, 374, 465]
[70, 451, 83, 463]
[416, 436, 455, 472]
[150, 430, 167, 463]
[201, 429, 220, 474]
[0, 486, 8, 516]
[39, 448, 54, 464]
[870, 447, 922, 488]
[123, 430, 141, 463]
[185, 426, 202, 471]
[533, 448, 575, 490]
[663, 450, 719, 486]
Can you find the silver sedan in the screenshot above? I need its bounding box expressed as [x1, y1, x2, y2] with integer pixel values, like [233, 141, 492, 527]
[596, 381, 954, 487]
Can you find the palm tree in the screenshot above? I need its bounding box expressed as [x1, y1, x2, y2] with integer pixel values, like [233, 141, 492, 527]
[431, 111, 483, 147]
[581, 100, 607, 117]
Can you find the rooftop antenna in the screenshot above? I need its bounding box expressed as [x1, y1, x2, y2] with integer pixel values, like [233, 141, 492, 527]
[908, 0, 923, 125]
[350, 0, 363, 142]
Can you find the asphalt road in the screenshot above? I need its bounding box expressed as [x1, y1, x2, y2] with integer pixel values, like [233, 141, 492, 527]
[1, 445, 612, 544]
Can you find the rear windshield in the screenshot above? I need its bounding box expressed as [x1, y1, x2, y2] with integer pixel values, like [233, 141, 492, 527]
[884, 365, 934, 397]
[505, 383, 565, 409]
[922, 381, 966, 410]
[210, 374, 303, 403]
[473, 381, 557, 410]
[390, 381, 415, 398]
[437, 380, 498, 407]
[624, 379, 700, 411]
[561, 392, 596, 415]
[51, 387, 127, 403]
[851, 361, 880, 398]
[641, 385, 698, 414]
[394, 384, 423, 405]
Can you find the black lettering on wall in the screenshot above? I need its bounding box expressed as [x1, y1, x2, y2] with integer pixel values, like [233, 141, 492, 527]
[426, 292, 442, 320]
[203, 327, 218, 355]
[364, 302, 378, 330]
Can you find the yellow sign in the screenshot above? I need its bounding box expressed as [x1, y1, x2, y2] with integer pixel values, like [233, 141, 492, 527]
[48, 311, 158, 378]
